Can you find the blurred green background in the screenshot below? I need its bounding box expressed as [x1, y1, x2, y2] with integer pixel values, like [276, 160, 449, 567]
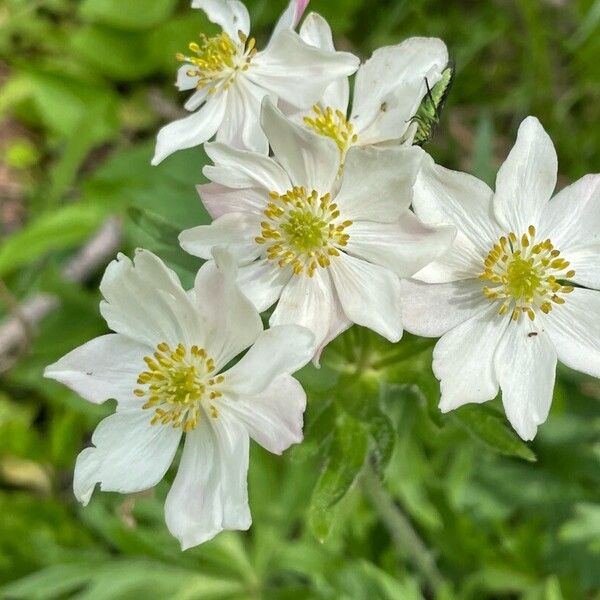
[0, 0, 599, 598]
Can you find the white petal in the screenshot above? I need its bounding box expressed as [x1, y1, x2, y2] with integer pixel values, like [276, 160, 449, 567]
[351, 38, 448, 142]
[165, 416, 250, 550]
[271, 0, 310, 39]
[220, 375, 305, 454]
[270, 267, 344, 354]
[191, 250, 263, 369]
[299, 12, 349, 113]
[197, 183, 265, 219]
[237, 258, 292, 312]
[335, 145, 425, 223]
[152, 97, 226, 165]
[542, 288, 600, 378]
[73, 409, 181, 505]
[216, 78, 269, 153]
[191, 0, 250, 38]
[179, 212, 260, 263]
[495, 318, 557, 441]
[204, 142, 291, 192]
[223, 325, 314, 396]
[411, 156, 497, 283]
[493, 116, 558, 233]
[260, 98, 339, 193]
[177, 65, 199, 91]
[400, 278, 489, 338]
[329, 253, 404, 342]
[249, 30, 358, 109]
[538, 174, 600, 290]
[345, 212, 455, 278]
[433, 304, 509, 412]
[99, 250, 204, 348]
[44, 334, 148, 407]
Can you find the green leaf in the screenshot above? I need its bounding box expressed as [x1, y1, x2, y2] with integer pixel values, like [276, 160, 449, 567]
[79, 0, 178, 30]
[0, 204, 106, 277]
[0, 563, 91, 599]
[309, 412, 368, 542]
[453, 405, 537, 462]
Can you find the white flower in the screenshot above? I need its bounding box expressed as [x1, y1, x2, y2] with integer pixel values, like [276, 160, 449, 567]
[293, 13, 448, 161]
[44, 248, 315, 549]
[179, 99, 455, 360]
[151, 0, 359, 164]
[400, 116, 600, 440]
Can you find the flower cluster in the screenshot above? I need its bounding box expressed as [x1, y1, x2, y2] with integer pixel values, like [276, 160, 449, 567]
[45, 0, 600, 549]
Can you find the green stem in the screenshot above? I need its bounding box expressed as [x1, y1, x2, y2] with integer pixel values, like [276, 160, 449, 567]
[361, 464, 443, 594]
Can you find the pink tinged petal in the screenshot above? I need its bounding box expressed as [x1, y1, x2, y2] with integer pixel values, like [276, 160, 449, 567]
[538, 174, 600, 290]
[271, 0, 310, 39]
[493, 116, 558, 234]
[299, 12, 349, 113]
[400, 278, 489, 338]
[222, 325, 315, 396]
[217, 78, 270, 154]
[191, 249, 263, 369]
[73, 409, 181, 505]
[152, 96, 227, 165]
[542, 288, 600, 379]
[237, 259, 292, 312]
[433, 304, 509, 413]
[494, 319, 557, 441]
[191, 0, 250, 38]
[260, 98, 339, 193]
[165, 416, 250, 550]
[204, 142, 291, 192]
[44, 334, 149, 407]
[411, 158, 499, 284]
[220, 375, 306, 455]
[335, 146, 425, 223]
[345, 213, 455, 278]
[197, 183, 266, 219]
[249, 30, 359, 109]
[350, 37, 448, 142]
[99, 250, 205, 348]
[270, 267, 343, 356]
[329, 253, 404, 342]
[179, 212, 261, 263]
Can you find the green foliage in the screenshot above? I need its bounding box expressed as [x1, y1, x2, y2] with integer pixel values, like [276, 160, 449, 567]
[0, 0, 598, 598]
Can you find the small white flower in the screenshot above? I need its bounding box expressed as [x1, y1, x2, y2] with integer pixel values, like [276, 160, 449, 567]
[44, 248, 315, 549]
[294, 13, 448, 161]
[152, 0, 359, 164]
[400, 116, 600, 440]
[179, 99, 455, 360]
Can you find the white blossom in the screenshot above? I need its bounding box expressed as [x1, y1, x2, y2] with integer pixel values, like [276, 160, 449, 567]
[179, 99, 455, 360]
[292, 12, 448, 161]
[152, 0, 359, 164]
[44, 249, 315, 549]
[400, 116, 600, 440]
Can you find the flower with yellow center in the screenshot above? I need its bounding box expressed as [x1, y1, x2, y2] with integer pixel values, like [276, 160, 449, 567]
[45, 248, 315, 550]
[180, 99, 455, 360]
[295, 14, 448, 157]
[152, 0, 359, 164]
[401, 117, 600, 441]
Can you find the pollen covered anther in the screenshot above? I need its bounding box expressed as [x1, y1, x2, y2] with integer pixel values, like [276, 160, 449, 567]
[135, 343, 224, 432]
[256, 187, 352, 277]
[176, 30, 256, 94]
[480, 225, 575, 322]
[303, 105, 358, 157]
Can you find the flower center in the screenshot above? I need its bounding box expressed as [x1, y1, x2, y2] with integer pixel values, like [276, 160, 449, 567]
[134, 343, 224, 432]
[303, 105, 358, 157]
[255, 187, 352, 277]
[176, 31, 256, 94]
[480, 225, 575, 321]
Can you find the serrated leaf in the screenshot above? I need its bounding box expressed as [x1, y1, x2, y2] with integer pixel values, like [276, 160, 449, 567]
[309, 413, 368, 542]
[454, 405, 537, 462]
